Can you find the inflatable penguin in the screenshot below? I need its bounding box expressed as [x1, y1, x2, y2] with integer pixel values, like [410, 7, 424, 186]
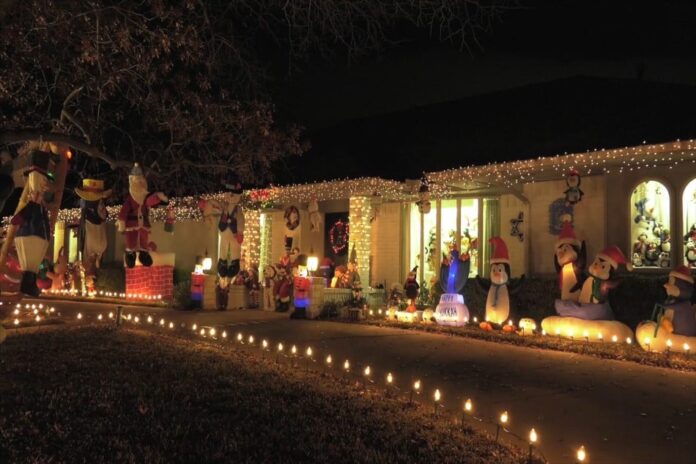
[476, 237, 523, 325]
[554, 221, 586, 302]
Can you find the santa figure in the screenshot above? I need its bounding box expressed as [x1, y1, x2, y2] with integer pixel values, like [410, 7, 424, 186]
[75, 179, 112, 277]
[11, 150, 53, 296]
[117, 163, 168, 268]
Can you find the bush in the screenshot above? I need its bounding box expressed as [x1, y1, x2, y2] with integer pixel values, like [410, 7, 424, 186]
[318, 301, 340, 319]
[95, 263, 125, 293]
[172, 278, 193, 310]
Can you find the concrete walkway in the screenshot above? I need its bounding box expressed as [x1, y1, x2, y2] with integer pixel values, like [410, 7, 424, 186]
[21, 299, 696, 464]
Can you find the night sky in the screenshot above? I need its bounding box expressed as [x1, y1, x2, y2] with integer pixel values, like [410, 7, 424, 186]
[275, 1, 696, 183]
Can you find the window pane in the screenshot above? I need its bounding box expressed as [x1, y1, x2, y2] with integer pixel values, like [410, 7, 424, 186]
[683, 179, 696, 267]
[630, 180, 670, 268]
[461, 199, 479, 277]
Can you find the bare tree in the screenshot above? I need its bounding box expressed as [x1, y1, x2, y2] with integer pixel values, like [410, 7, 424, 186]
[0, 0, 511, 196]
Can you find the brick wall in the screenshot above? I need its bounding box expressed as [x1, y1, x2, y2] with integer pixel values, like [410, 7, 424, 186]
[125, 265, 174, 300]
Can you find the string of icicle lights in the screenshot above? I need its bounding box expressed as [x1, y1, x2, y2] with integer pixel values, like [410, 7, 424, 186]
[2, 139, 694, 226]
[427, 139, 696, 190]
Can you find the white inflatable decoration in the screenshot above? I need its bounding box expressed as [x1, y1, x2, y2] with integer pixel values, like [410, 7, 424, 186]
[308, 198, 322, 232]
[476, 237, 523, 325]
[518, 317, 537, 336]
[542, 245, 633, 341]
[636, 265, 696, 353]
[434, 246, 471, 326]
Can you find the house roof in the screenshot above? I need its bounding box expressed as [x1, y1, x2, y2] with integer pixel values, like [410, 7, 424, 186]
[276, 76, 696, 185]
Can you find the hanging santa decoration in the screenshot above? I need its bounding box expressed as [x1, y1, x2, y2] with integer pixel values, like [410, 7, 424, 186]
[117, 163, 168, 268]
[11, 150, 53, 296]
[283, 205, 301, 255]
[75, 179, 111, 279]
[415, 176, 431, 214]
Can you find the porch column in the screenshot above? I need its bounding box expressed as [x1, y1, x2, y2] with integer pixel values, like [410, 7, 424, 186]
[349, 196, 372, 287]
[242, 209, 261, 271]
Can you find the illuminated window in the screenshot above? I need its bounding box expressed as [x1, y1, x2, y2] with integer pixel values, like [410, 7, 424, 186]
[630, 180, 671, 268]
[409, 203, 437, 286]
[460, 199, 479, 276]
[682, 179, 696, 267]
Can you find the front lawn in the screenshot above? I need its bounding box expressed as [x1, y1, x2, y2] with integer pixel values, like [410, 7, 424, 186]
[0, 326, 534, 464]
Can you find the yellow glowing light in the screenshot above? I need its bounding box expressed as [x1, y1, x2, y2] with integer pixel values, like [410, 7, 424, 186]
[529, 428, 537, 444]
[35, 315, 41, 322]
[13, 318, 19, 326]
[508, 320, 513, 326]
[541, 329, 546, 336]
[666, 339, 673, 348]
[134, 316, 140, 323]
[248, 335, 254, 344]
[147, 316, 153, 323]
[464, 398, 473, 412]
[500, 411, 508, 424]
[200, 328, 205, 336]
[237, 333, 243, 342]
[626, 337, 632, 345]
[306, 347, 313, 357]
[644, 337, 650, 345]
[343, 360, 350, 371]
[278, 343, 284, 352]
[109, 312, 114, 319]
[612, 335, 618, 343]
[77, 313, 83, 320]
[209, 328, 216, 336]
[97, 314, 102, 321]
[326, 355, 332, 365]
[202, 256, 213, 271]
[13, 309, 19, 315]
[160, 318, 165, 326]
[685, 343, 691, 352]
[577, 445, 587, 462]
[473, 316, 478, 323]
[597, 332, 603, 340]
[222, 331, 228, 339]
[555, 328, 561, 335]
[307, 255, 319, 273]
[413, 380, 421, 391]
[262, 339, 268, 348]
[192, 323, 198, 331]
[386, 372, 393, 384]
[433, 389, 441, 402]
[169, 322, 174, 329]
[363, 365, 371, 377]
[291, 345, 297, 354]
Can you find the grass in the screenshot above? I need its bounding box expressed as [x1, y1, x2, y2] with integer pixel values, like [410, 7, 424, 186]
[0, 326, 536, 464]
[358, 318, 696, 372]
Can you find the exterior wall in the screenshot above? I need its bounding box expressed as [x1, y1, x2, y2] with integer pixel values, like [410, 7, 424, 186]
[498, 194, 528, 277]
[370, 201, 402, 288]
[522, 175, 607, 275]
[606, 168, 696, 271]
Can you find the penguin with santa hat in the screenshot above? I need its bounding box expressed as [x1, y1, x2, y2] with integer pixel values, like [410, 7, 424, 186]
[476, 236, 524, 326]
[579, 245, 632, 307]
[554, 220, 586, 302]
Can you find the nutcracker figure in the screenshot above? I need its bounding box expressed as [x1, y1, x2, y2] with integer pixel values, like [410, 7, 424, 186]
[291, 255, 310, 319]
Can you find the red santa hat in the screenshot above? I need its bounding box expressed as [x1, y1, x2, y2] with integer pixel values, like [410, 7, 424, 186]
[489, 236, 510, 265]
[557, 221, 581, 247]
[567, 168, 580, 177]
[597, 245, 633, 271]
[670, 265, 694, 284]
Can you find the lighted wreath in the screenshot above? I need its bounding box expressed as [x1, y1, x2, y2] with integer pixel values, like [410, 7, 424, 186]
[284, 205, 300, 231]
[329, 220, 349, 255]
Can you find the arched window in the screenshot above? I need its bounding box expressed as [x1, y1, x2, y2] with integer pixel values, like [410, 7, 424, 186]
[682, 179, 696, 267]
[630, 180, 671, 268]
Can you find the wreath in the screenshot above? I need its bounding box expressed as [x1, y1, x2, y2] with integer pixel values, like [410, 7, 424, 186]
[329, 220, 349, 255]
[284, 205, 300, 231]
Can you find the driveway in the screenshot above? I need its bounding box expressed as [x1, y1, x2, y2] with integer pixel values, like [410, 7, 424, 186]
[20, 298, 696, 464]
